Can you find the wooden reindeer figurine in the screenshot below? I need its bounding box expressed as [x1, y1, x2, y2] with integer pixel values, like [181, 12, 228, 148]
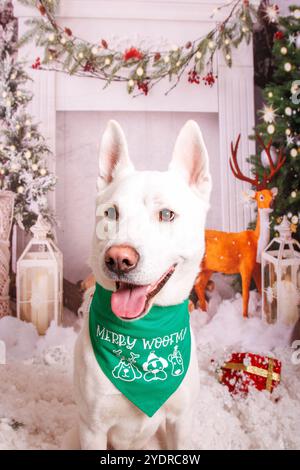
[195, 135, 286, 318]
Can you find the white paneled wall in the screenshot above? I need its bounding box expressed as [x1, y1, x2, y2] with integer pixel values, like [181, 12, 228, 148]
[56, 112, 219, 282]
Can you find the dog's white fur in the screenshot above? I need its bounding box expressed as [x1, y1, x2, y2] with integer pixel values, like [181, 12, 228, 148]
[69, 120, 211, 450]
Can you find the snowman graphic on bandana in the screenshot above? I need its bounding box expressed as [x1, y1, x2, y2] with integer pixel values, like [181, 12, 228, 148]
[142, 351, 168, 382]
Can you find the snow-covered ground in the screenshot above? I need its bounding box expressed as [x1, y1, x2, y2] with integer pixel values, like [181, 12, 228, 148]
[0, 274, 299, 450]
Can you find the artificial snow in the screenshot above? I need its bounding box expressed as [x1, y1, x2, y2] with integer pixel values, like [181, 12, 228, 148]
[0, 274, 299, 450]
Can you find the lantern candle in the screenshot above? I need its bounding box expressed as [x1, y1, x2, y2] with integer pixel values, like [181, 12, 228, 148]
[30, 270, 49, 335]
[277, 273, 300, 326]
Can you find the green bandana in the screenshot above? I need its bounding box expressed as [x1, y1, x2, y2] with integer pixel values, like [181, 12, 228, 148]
[89, 283, 191, 417]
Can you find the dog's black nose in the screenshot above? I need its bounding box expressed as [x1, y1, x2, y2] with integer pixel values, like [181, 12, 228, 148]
[105, 245, 140, 274]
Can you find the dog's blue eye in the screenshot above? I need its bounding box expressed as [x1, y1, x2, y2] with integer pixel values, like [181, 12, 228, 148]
[104, 206, 118, 220]
[159, 209, 175, 222]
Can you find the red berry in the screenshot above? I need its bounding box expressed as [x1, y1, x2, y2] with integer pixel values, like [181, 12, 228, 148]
[64, 27, 72, 36]
[188, 69, 200, 84]
[202, 72, 216, 87]
[32, 57, 41, 69]
[39, 5, 46, 15]
[137, 81, 149, 96]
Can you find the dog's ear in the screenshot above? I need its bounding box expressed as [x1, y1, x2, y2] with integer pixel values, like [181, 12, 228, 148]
[97, 120, 134, 190]
[169, 120, 211, 202]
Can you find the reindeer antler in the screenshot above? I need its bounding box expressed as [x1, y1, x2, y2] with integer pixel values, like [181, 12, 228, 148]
[229, 134, 260, 188]
[256, 135, 286, 187]
[229, 134, 286, 190]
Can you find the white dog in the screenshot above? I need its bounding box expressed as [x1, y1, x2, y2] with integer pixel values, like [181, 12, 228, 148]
[69, 119, 211, 450]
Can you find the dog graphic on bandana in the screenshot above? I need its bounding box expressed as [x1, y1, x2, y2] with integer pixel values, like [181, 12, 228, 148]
[168, 345, 184, 376]
[112, 351, 142, 382]
[142, 351, 168, 382]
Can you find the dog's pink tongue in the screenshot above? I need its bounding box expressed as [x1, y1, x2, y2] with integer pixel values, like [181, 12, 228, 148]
[111, 284, 148, 319]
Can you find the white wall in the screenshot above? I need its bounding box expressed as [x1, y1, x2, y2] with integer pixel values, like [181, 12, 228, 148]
[56, 112, 220, 282]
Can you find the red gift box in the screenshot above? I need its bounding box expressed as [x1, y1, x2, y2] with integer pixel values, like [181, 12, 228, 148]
[218, 352, 281, 394]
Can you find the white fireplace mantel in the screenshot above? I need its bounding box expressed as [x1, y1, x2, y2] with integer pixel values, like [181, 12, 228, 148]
[14, 0, 256, 237]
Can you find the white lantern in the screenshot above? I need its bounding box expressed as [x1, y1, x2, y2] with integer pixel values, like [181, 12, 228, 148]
[16, 216, 63, 334]
[262, 216, 300, 326]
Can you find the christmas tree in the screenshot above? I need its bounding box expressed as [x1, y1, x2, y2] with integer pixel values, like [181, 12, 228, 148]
[0, 0, 56, 231]
[249, 5, 300, 240]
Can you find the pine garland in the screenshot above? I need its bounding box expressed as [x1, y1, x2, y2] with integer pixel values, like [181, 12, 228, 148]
[0, 0, 56, 231]
[18, 0, 263, 96]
